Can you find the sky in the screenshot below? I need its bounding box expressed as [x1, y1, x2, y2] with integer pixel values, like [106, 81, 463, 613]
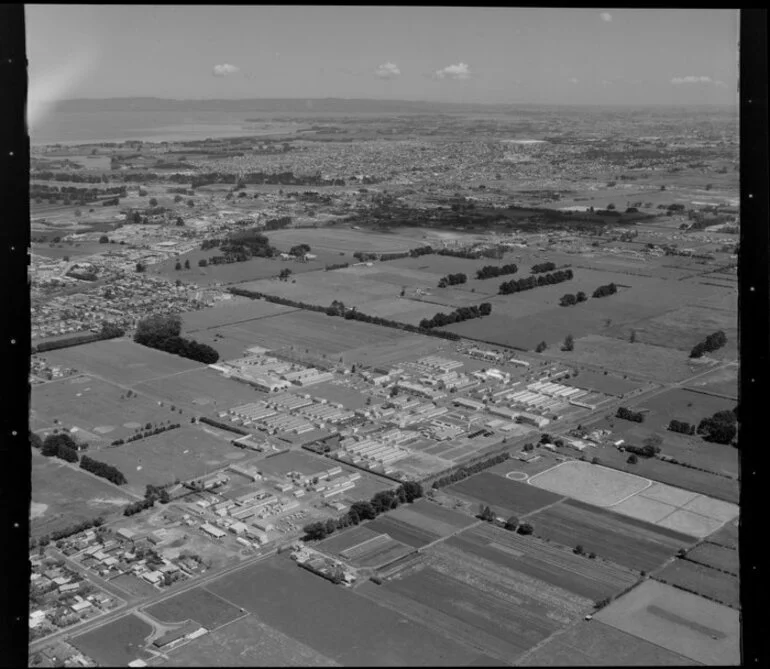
[26, 6, 739, 112]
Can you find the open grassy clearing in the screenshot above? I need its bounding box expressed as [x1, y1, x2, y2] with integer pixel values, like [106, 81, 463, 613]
[583, 443, 739, 503]
[110, 574, 160, 599]
[160, 614, 341, 667]
[451, 523, 638, 601]
[518, 620, 701, 666]
[447, 472, 565, 517]
[205, 554, 483, 666]
[345, 335, 449, 367]
[345, 535, 415, 569]
[315, 526, 382, 556]
[298, 380, 369, 410]
[44, 339, 205, 385]
[268, 227, 421, 253]
[594, 580, 740, 665]
[71, 613, 154, 667]
[528, 461, 651, 507]
[132, 368, 263, 413]
[181, 300, 296, 332]
[145, 587, 243, 630]
[641, 388, 736, 425]
[32, 374, 179, 442]
[528, 499, 696, 572]
[93, 426, 243, 494]
[32, 241, 108, 259]
[655, 560, 739, 608]
[256, 449, 338, 478]
[31, 451, 136, 537]
[547, 334, 707, 383]
[391, 498, 478, 533]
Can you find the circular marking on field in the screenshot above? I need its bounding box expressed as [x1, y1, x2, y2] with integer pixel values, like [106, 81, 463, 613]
[506, 471, 529, 481]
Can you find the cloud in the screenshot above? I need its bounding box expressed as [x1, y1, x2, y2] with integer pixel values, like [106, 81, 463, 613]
[569, 77, 579, 84]
[671, 75, 722, 85]
[375, 62, 401, 79]
[212, 63, 240, 77]
[600, 12, 612, 22]
[434, 62, 471, 80]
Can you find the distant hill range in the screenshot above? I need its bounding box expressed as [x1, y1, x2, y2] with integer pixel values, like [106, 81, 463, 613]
[52, 97, 512, 114]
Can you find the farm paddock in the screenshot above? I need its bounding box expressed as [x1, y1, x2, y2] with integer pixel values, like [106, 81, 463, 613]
[446, 472, 565, 517]
[687, 541, 739, 574]
[44, 339, 204, 385]
[518, 620, 699, 666]
[528, 499, 696, 573]
[654, 559, 740, 609]
[145, 587, 244, 630]
[595, 580, 740, 665]
[205, 555, 483, 666]
[160, 614, 340, 667]
[70, 614, 154, 667]
[31, 452, 136, 538]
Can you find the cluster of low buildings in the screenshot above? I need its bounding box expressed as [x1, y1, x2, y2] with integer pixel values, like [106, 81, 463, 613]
[212, 351, 335, 394]
[28, 549, 120, 641]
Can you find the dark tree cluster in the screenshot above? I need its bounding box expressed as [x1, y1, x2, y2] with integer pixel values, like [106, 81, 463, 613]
[622, 443, 660, 459]
[134, 313, 219, 364]
[616, 407, 645, 423]
[559, 291, 588, 307]
[668, 419, 696, 435]
[419, 303, 492, 329]
[198, 416, 249, 435]
[31, 322, 124, 354]
[289, 243, 311, 257]
[80, 455, 127, 485]
[112, 422, 182, 446]
[438, 273, 467, 288]
[41, 433, 81, 463]
[499, 269, 573, 295]
[697, 409, 737, 445]
[592, 283, 618, 298]
[31, 171, 108, 184]
[302, 482, 423, 541]
[690, 331, 727, 359]
[476, 263, 518, 280]
[431, 452, 510, 490]
[531, 262, 557, 274]
[33, 517, 104, 548]
[325, 262, 349, 271]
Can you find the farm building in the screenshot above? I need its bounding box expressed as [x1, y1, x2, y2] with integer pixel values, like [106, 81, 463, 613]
[200, 523, 226, 539]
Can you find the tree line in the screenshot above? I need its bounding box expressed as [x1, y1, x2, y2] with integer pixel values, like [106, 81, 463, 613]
[124, 484, 171, 516]
[198, 415, 250, 435]
[32, 517, 105, 549]
[668, 419, 696, 435]
[477, 506, 534, 535]
[31, 322, 125, 354]
[228, 289, 461, 341]
[438, 273, 467, 288]
[419, 303, 492, 330]
[80, 454, 127, 485]
[531, 262, 557, 274]
[499, 269, 574, 295]
[476, 263, 518, 280]
[134, 313, 219, 364]
[112, 422, 182, 446]
[430, 451, 511, 489]
[302, 481, 424, 541]
[690, 331, 727, 359]
[559, 291, 588, 307]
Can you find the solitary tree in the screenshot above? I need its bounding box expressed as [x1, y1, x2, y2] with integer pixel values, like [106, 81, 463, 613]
[562, 334, 575, 352]
[149, 197, 158, 207]
[504, 516, 519, 531]
[184, 259, 191, 270]
[629, 329, 637, 343]
[135, 262, 145, 273]
[175, 261, 182, 271]
[535, 341, 547, 353]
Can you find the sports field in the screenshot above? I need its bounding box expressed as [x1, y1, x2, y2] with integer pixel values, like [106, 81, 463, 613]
[160, 614, 341, 667]
[450, 523, 638, 602]
[71, 613, 154, 666]
[529, 499, 696, 572]
[44, 339, 205, 385]
[528, 461, 651, 507]
[93, 426, 242, 494]
[31, 374, 179, 442]
[31, 452, 136, 537]
[205, 555, 484, 666]
[595, 580, 740, 665]
[132, 367, 263, 412]
[145, 587, 244, 630]
[447, 472, 565, 516]
[518, 620, 699, 666]
[268, 227, 421, 254]
[654, 559, 740, 609]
